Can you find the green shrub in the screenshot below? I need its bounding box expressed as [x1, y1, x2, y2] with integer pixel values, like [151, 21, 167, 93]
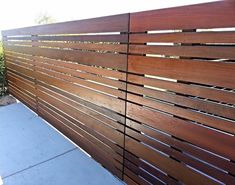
[0, 41, 6, 96]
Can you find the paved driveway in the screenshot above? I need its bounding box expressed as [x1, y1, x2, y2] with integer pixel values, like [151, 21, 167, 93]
[0, 103, 124, 185]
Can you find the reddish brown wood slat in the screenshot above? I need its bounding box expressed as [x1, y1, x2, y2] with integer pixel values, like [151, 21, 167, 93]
[4, 41, 128, 53]
[4, 34, 128, 43]
[130, 45, 235, 60]
[2, 13, 129, 36]
[126, 102, 235, 161]
[35, 71, 126, 114]
[4, 45, 127, 70]
[35, 66, 125, 98]
[37, 84, 125, 142]
[8, 74, 36, 95]
[37, 102, 123, 179]
[130, 1, 235, 31]
[126, 127, 235, 184]
[127, 3, 235, 183]
[8, 85, 37, 110]
[6, 62, 34, 78]
[129, 31, 235, 44]
[128, 74, 235, 105]
[37, 81, 125, 125]
[2, 2, 235, 184]
[125, 136, 217, 185]
[126, 119, 235, 175]
[124, 151, 180, 185]
[33, 56, 126, 81]
[128, 55, 235, 89]
[34, 61, 126, 90]
[127, 91, 235, 134]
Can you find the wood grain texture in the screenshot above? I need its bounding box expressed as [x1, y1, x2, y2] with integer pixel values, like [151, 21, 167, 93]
[2, 13, 129, 36]
[3, 2, 235, 184]
[130, 1, 235, 31]
[128, 55, 235, 89]
[130, 31, 235, 44]
[4, 45, 127, 70]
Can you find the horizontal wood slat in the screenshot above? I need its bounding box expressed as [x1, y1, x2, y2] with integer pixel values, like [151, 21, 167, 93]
[125, 1, 235, 185]
[3, 2, 235, 184]
[129, 45, 235, 60]
[4, 34, 128, 43]
[130, 1, 235, 31]
[2, 13, 129, 36]
[129, 31, 235, 44]
[128, 55, 235, 89]
[4, 45, 127, 70]
[2, 13, 128, 181]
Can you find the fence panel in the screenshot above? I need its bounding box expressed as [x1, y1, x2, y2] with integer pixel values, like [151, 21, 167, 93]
[125, 1, 235, 185]
[2, 13, 129, 179]
[2, 1, 235, 184]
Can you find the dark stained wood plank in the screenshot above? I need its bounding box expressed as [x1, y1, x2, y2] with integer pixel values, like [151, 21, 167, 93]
[8, 84, 37, 109]
[124, 167, 151, 185]
[37, 80, 125, 125]
[38, 99, 123, 163]
[2, 14, 129, 36]
[127, 74, 235, 105]
[36, 34, 128, 42]
[34, 56, 126, 80]
[8, 74, 36, 95]
[125, 136, 217, 185]
[37, 84, 124, 133]
[126, 119, 235, 175]
[128, 55, 235, 89]
[5, 41, 128, 53]
[35, 61, 126, 90]
[126, 102, 235, 161]
[124, 150, 181, 185]
[125, 127, 235, 184]
[127, 92, 235, 134]
[6, 62, 34, 78]
[35, 71, 126, 114]
[124, 160, 165, 185]
[129, 45, 235, 60]
[35, 66, 126, 99]
[4, 45, 127, 70]
[5, 34, 128, 43]
[127, 84, 235, 121]
[130, 31, 235, 44]
[37, 103, 123, 178]
[37, 89, 124, 147]
[124, 175, 139, 185]
[4, 51, 33, 60]
[130, 1, 235, 32]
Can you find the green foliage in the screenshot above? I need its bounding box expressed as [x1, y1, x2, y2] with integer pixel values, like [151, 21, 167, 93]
[0, 41, 6, 96]
[35, 12, 56, 25]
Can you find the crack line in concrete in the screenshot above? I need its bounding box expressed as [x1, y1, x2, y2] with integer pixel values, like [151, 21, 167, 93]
[3, 147, 77, 179]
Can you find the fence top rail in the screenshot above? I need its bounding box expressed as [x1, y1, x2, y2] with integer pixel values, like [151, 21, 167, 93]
[3, 1, 235, 37]
[2, 13, 129, 37]
[130, 0, 235, 32]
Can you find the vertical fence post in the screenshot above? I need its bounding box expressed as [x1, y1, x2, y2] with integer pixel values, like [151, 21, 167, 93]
[122, 13, 131, 181]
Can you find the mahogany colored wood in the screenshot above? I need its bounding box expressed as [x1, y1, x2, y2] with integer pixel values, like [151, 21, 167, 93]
[2, 2, 235, 184]
[2, 14, 129, 36]
[129, 31, 235, 44]
[4, 45, 127, 70]
[128, 55, 235, 89]
[130, 1, 235, 32]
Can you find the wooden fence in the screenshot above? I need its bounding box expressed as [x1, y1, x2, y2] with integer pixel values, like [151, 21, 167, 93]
[2, 1, 235, 184]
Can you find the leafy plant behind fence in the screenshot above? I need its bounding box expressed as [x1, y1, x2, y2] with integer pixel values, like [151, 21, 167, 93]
[0, 41, 6, 96]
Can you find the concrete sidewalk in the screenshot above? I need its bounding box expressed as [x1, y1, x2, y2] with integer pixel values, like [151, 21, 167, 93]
[0, 103, 124, 185]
